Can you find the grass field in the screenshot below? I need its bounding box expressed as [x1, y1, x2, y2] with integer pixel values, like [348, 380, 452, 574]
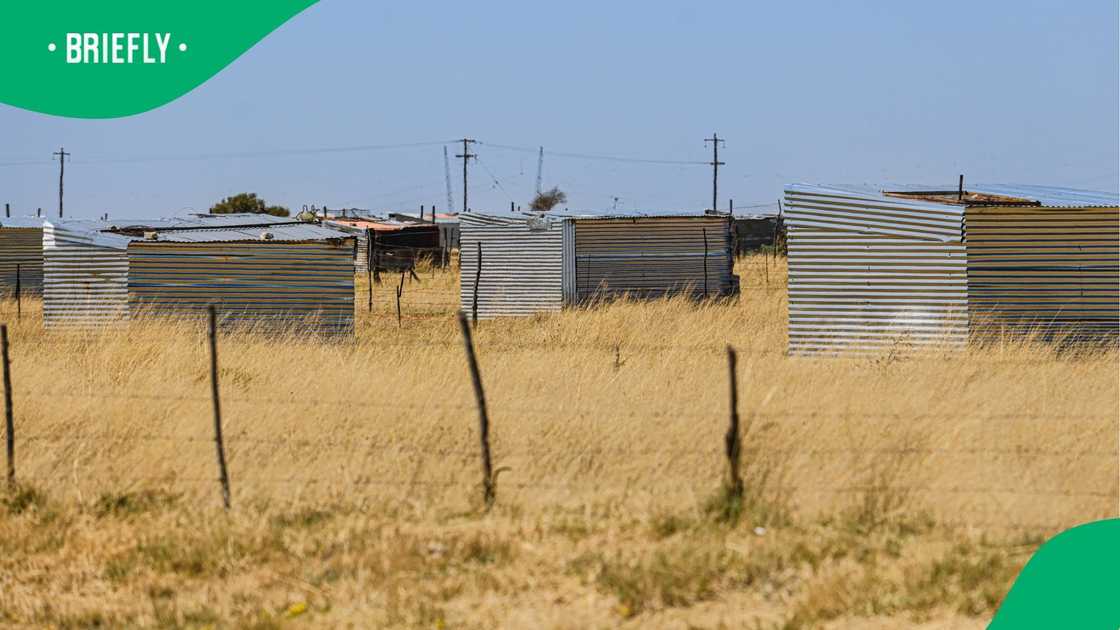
[0, 254, 1116, 629]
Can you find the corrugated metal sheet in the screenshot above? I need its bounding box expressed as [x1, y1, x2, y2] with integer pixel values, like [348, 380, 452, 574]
[109, 213, 298, 232]
[0, 225, 44, 297]
[128, 240, 355, 335]
[571, 216, 736, 300]
[965, 205, 1119, 335]
[143, 223, 350, 243]
[785, 186, 970, 355]
[42, 222, 129, 328]
[459, 213, 564, 318]
[785, 184, 964, 242]
[786, 227, 969, 355]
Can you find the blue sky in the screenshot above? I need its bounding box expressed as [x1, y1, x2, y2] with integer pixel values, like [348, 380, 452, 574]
[1, 0, 1117, 219]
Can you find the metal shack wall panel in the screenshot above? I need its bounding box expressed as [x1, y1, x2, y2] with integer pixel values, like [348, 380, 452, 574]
[42, 224, 129, 328]
[785, 184, 964, 241]
[356, 234, 369, 273]
[786, 227, 969, 355]
[965, 206, 1120, 334]
[459, 214, 563, 318]
[572, 217, 735, 300]
[128, 241, 355, 335]
[0, 228, 44, 296]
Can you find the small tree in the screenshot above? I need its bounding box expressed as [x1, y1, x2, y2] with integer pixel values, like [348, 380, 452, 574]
[529, 187, 567, 212]
[210, 192, 290, 217]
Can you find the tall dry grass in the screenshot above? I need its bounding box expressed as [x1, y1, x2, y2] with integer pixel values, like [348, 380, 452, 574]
[0, 254, 1115, 628]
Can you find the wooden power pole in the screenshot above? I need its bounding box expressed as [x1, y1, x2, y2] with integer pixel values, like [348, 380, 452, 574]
[52, 147, 70, 218]
[456, 138, 476, 214]
[704, 134, 725, 213]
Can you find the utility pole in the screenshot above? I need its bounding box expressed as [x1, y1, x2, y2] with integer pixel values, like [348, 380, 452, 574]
[535, 146, 544, 196]
[704, 133, 724, 213]
[456, 138, 476, 214]
[53, 147, 70, 218]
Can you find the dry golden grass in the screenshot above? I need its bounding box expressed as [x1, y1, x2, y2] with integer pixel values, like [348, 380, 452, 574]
[0, 254, 1116, 629]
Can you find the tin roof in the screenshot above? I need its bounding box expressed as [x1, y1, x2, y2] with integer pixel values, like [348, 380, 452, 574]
[46, 215, 348, 249]
[108, 213, 298, 232]
[143, 223, 352, 243]
[466, 208, 721, 222]
[325, 217, 438, 232]
[967, 184, 1118, 208]
[789, 183, 1118, 210]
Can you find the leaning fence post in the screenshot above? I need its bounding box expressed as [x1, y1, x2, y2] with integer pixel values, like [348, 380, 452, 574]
[365, 228, 373, 312]
[14, 264, 21, 320]
[2, 325, 14, 486]
[395, 272, 405, 328]
[457, 311, 494, 509]
[471, 242, 482, 328]
[207, 306, 231, 510]
[724, 345, 743, 499]
[702, 228, 709, 298]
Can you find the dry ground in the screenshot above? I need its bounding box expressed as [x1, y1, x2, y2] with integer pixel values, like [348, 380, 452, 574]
[0, 255, 1116, 629]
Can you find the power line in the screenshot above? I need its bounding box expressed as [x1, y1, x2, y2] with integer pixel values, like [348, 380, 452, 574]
[480, 141, 708, 166]
[475, 154, 512, 201]
[0, 139, 710, 170]
[0, 140, 457, 168]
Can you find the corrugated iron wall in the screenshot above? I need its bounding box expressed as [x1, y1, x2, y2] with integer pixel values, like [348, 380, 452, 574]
[965, 206, 1120, 335]
[785, 187, 969, 355]
[786, 227, 969, 355]
[571, 217, 736, 300]
[42, 224, 129, 328]
[0, 228, 44, 297]
[128, 241, 355, 335]
[784, 185, 964, 241]
[459, 214, 563, 318]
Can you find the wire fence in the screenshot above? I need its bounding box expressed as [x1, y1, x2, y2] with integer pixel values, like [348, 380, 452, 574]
[1, 304, 1116, 536]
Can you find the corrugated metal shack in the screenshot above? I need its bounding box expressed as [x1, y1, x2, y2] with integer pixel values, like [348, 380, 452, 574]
[43, 219, 130, 327]
[43, 214, 355, 335]
[460, 209, 738, 319]
[0, 217, 45, 297]
[783, 183, 1119, 355]
[325, 217, 444, 273]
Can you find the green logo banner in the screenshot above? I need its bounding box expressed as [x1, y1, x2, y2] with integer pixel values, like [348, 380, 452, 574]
[0, 0, 318, 118]
[990, 518, 1119, 629]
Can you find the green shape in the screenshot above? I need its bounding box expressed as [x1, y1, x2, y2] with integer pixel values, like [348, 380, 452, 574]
[989, 519, 1120, 629]
[0, 0, 317, 118]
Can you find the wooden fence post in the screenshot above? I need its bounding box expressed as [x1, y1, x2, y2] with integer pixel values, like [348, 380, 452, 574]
[365, 228, 373, 312]
[725, 345, 743, 498]
[702, 228, 709, 298]
[472, 242, 482, 328]
[207, 306, 231, 510]
[14, 264, 21, 320]
[395, 272, 405, 328]
[457, 311, 494, 509]
[2, 325, 14, 486]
